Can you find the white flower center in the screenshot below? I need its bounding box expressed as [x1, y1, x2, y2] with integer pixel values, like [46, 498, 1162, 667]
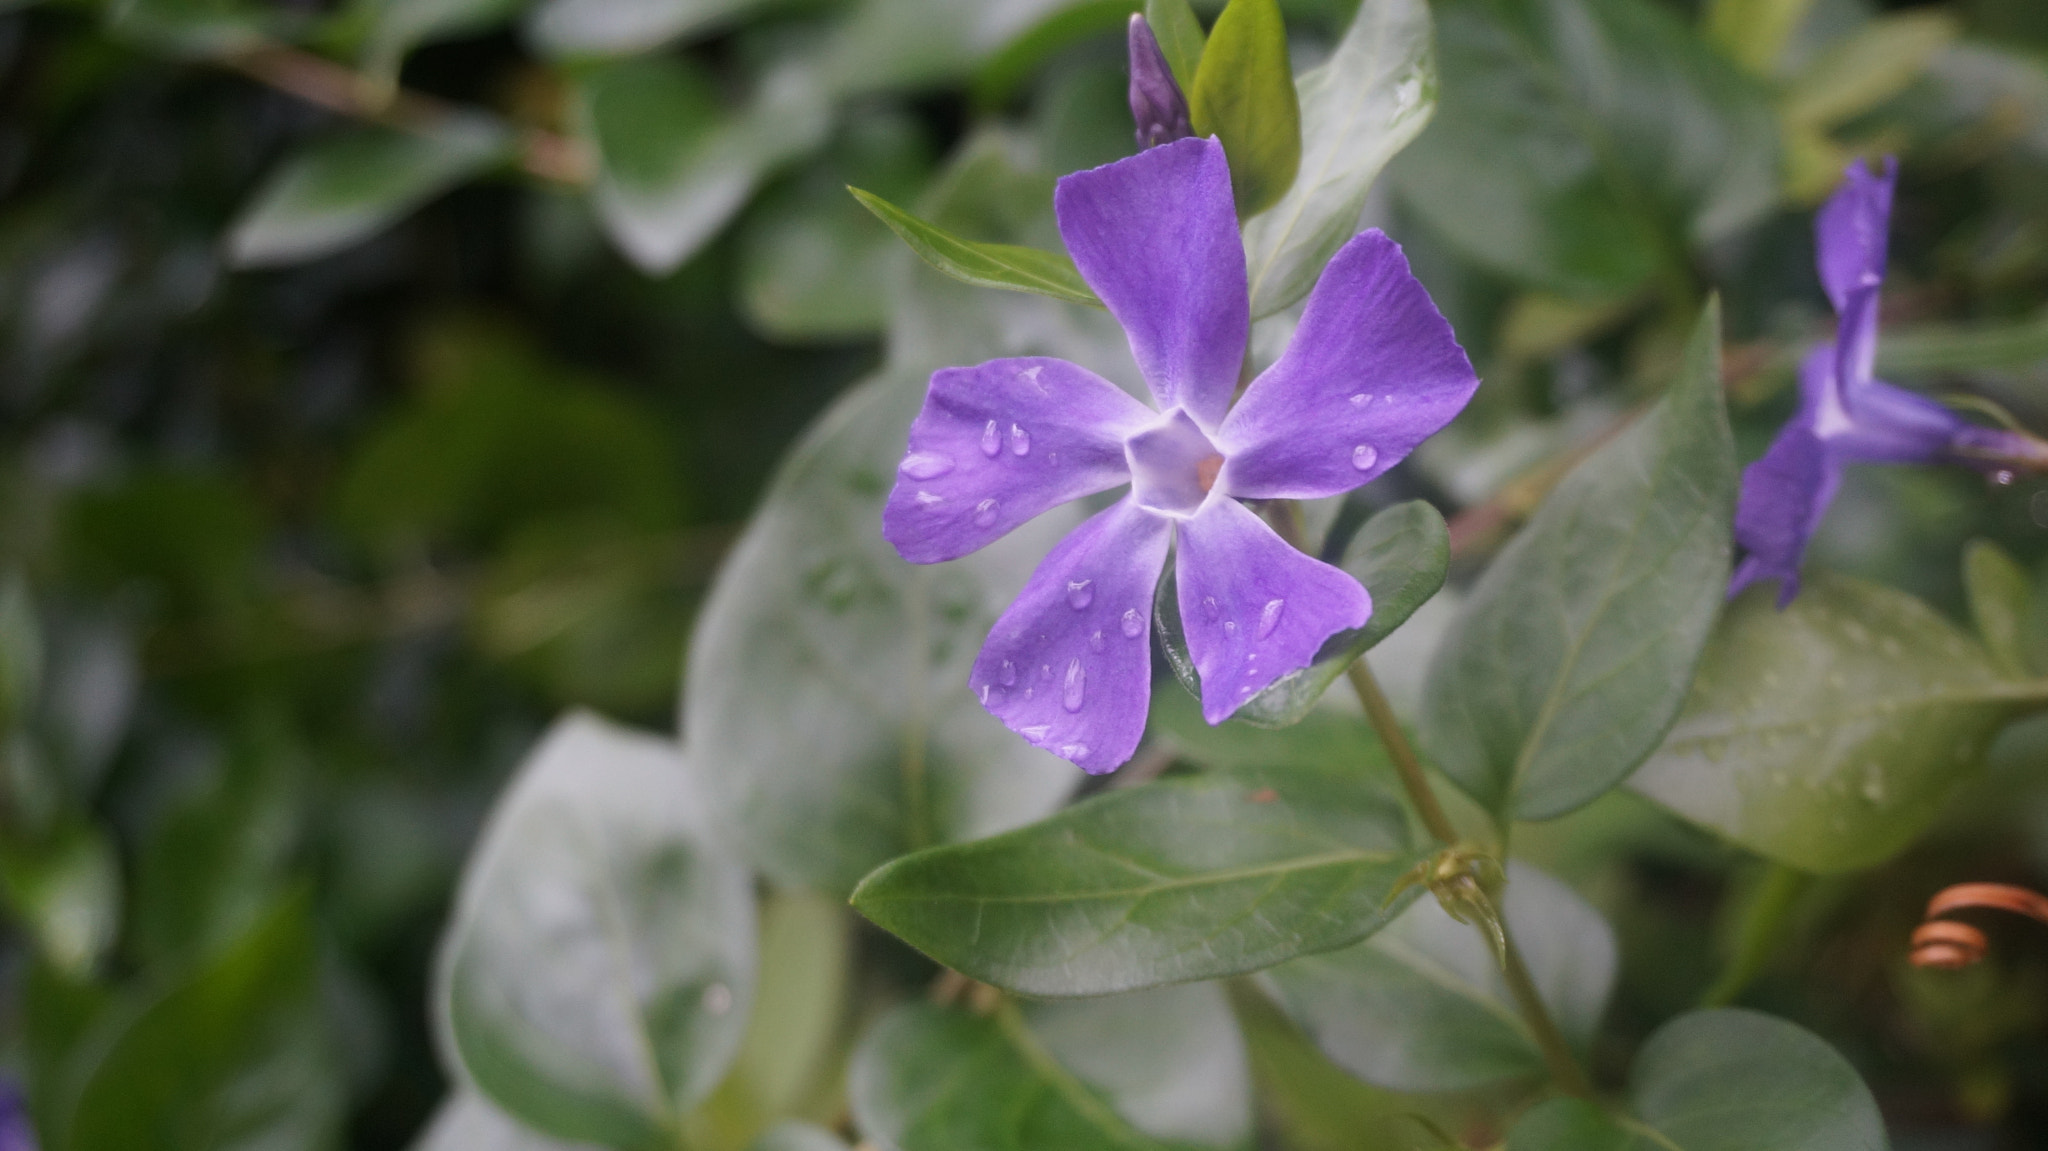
[1126, 408, 1224, 518]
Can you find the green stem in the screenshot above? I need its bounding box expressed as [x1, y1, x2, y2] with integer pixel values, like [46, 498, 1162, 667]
[1343, 659, 1459, 847]
[1701, 862, 1809, 1008]
[1497, 921, 1596, 1100]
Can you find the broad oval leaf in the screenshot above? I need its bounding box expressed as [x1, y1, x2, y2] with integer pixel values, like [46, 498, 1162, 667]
[1157, 500, 1450, 729]
[1189, 0, 1301, 218]
[850, 187, 1100, 307]
[850, 763, 1421, 997]
[1629, 574, 2040, 873]
[1507, 1009, 1887, 1151]
[530, 0, 775, 58]
[849, 989, 1248, 1151]
[1423, 300, 1736, 821]
[414, 1092, 603, 1151]
[751, 1122, 853, 1151]
[436, 713, 756, 1149]
[1391, 0, 1778, 297]
[226, 120, 510, 267]
[1264, 862, 1615, 1093]
[1963, 538, 2033, 676]
[68, 898, 344, 1151]
[584, 58, 831, 274]
[1241, 0, 1436, 318]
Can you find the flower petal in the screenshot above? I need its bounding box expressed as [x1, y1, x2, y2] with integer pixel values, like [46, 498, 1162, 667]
[1731, 416, 1840, 608]
[1805, 336, 1959, 465]
[1815, 156, 1896, 315]
[970, 498, 1171, 773]
[1053, 136, 1247, 429]
[1215, 231, 1478, 500]
[1176, 497, 1370, 724]
[883, 356, 1155, 564]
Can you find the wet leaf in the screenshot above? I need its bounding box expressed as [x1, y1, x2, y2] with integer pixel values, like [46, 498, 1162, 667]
[1189, 0, 1300, 218]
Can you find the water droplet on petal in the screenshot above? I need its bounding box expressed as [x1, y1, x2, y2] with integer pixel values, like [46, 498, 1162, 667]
[980, 420, 1001, 457]
[1062, 659, 1085, 712]
[1351, 444, 1379, 471]
[1223, 620, 1238, 637]
[1995, 469, 2017, 486]
[1257, 598, 1285, 638]
[1066, 579, 1094, 609]
[1020, 724, 1051, 739]
[1059, 742, 1089, 760]
[913, 490, 943, 508]
[978, 684, 991, 705]
[1009, 423, 1031, 456]
[1088, 630, 1106, 652]
[901, 451, 954, 479]
[1202, 596, 1220, 621]
[1121, 608, 1144, 638]
[1348, 393, 1368, 406]
[973, 498, 999, 527]
[999, 660, 1017, 686]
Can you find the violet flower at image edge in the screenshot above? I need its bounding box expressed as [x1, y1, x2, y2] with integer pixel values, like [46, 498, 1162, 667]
[1732, 156, 2048, 606]
[0, 1080, 37, 1151]
[881, 137, 1480, 772]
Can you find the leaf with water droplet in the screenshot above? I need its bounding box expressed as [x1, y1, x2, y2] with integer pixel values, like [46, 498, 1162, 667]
[1630, 571, 2048, 872]
[851, 762, 1422, 996]
[1154, 500, 1450, 729]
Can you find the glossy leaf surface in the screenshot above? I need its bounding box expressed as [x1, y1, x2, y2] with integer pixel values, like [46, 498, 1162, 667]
[1424, 301, 1736, 821]
[1157, 500, 1450, 728]
[1507, 1009, 1887, 1151]
[1265, 863, 1615, 1092]
[437, 714, 756, 1149]
[414, 1092, 604, 1151]
[1145, 0, 1206, 90]
[852, 763, 1420, 996]
[1630, 574, 2038, 873]
[1241, 0, 1436, 317]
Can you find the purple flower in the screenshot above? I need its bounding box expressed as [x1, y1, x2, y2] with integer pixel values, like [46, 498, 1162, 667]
[882, 137, 1479, 772]
[0, 1080, 38, 1151]
[1128, 15, 1192, 150]
[1732, 157, 2048, 606]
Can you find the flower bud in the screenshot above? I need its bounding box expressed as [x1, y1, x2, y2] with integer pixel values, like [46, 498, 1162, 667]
[1128, 15, 1192, 150]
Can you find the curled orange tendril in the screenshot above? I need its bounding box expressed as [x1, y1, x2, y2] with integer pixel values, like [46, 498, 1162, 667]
[1910, 883, 2048, 969]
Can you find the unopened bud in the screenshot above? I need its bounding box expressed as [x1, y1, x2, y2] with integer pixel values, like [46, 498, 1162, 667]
[1128, 15, 1192, 150]
[1951, 425, 2048, 476]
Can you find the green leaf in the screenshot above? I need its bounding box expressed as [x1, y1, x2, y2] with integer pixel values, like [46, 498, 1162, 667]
[1392, 0, 1778, 296]
[1149, 684, 1385, 775]
[68, 897, 345, 1151]
[1782, 12, 1957, 131]
[1241, 0, 1436, 317]
[0, 573, 41, 730]
[1228, 983, 1455, 1151]
[1423, 300, 1737, 821]
[529, 0, 776, 58]
[0, 820, 120, 978]
[1703, 0, 1815, 75]
[1189, 0, 1301, 218]
[848, 993, 1246, 1151]
[1507, 1009, 1886, 1151]
[583, 58, 831, 274]
[1964, 539, 2034, 677]
[103, 0, 278, 55]
[1264, 863, 1615, 1092]
[437, 713, 756, 1149]
[850, 187, 1100, 307]
[1156, 501, 1450, 729]
[226, 120, 510, 267]
[1145, 0, 1207, 90]
[1628, 573, 2042, 873]
[851, 763, 1421, 996]
[740, 114, 935, 342]
[414, 1092, 605, 1151]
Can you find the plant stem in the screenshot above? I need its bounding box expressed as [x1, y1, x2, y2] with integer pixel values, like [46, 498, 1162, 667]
[1343, 659, 1459, 847]
[1701, 862, 1809, 1008]
[1495, 916, 1596, 1099]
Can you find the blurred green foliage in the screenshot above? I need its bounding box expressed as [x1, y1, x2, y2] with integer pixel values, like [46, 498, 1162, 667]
[1, 0, 2047, 1147]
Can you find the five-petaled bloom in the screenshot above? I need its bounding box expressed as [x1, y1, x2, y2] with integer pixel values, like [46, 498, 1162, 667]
[1732, 156, 2048, 605]
[881, 137, 1479, 772]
